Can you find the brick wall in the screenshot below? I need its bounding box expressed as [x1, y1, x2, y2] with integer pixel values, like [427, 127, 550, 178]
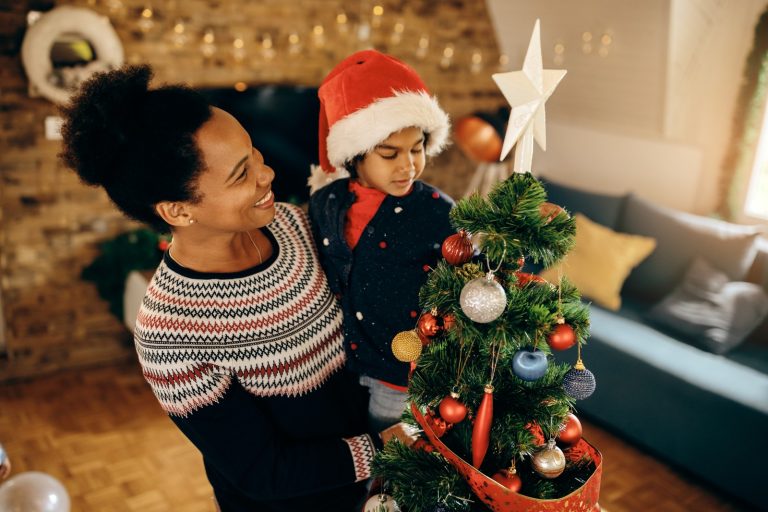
[0, 0, 505, 380]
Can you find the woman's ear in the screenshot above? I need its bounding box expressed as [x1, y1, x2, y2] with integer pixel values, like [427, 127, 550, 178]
[155, 201, 194, 227]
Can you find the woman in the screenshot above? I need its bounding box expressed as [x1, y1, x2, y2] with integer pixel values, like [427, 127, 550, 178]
[60, 65, 379, 511]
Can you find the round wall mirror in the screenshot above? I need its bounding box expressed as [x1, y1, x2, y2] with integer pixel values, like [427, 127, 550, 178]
[21, 6, 124, 105]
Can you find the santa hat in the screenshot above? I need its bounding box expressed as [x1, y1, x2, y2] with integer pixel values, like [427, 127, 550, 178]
[310, 50, 450, 191]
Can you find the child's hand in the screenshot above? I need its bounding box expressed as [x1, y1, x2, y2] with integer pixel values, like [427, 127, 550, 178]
[379, 422, 419, 447]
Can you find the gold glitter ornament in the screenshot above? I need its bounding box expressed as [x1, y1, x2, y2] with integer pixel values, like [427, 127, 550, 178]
[391, 330, 423, 362]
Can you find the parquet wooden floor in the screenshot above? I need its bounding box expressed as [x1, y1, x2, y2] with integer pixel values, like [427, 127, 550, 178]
[0, 362, 758, 511]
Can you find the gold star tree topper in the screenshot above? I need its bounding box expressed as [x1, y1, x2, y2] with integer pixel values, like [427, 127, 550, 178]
[492, 19, 566, 173]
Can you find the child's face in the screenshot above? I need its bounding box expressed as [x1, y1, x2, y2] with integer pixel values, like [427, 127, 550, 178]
[355, 126, 426, 196]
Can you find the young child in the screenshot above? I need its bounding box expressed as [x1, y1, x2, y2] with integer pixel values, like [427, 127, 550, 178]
[308, 50, 456, 433]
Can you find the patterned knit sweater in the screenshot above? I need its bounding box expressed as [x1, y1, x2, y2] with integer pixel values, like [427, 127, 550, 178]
[134, 204, 376, 511]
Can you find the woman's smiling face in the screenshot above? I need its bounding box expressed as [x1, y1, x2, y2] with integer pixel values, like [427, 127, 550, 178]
[186, 107, 276, 232]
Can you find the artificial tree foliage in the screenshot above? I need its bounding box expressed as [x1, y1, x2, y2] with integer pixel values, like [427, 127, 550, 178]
[373, 172, 595, 511]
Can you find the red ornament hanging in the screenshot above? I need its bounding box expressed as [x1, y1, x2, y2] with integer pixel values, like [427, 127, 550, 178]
[439, 392, 468, 424]
[417, 312, 442, 344]
[492, 464, 522, 492]
[426, 410, 449, 437]
[412, 438, 435, 453]
[557, 412, 583, 446]
[471, 384, 494, 467]
[441, 230, 474, 266]
[540, 202, 565, 223]
[514, 271, 547, 287]
[547, 323, 576, 351]
[442, 313, 456, 331]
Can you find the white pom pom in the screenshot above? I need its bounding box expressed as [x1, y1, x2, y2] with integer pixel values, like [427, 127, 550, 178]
[307, 164, 350, 195]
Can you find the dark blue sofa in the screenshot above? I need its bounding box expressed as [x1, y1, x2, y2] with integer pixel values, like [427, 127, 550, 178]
[541, 178, 768, 510]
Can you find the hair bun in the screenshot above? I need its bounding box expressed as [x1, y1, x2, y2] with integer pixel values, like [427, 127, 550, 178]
[60, 65, 154, 186]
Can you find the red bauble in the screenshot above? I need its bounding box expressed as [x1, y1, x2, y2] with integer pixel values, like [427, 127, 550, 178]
[540, 202, 565, 223]
[412, 438, 435, 453]
[426, 410, 449, 437]
[492, 468, 522, 492]
[547, 323, 576, 351]
[557, 413, 583, 446]
[472, 385, 494, 467]
[442, 314, 456, 331]
[514, 271, 547, 287]
[439, 392, 467, 424]
[417, 312, 442, 342]
[441, 230, 474, 266]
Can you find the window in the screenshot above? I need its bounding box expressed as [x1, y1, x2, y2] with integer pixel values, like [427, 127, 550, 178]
[745, 96, 768, 220]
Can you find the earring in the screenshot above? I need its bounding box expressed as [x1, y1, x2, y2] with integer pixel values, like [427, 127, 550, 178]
[188, 218, 195, 224]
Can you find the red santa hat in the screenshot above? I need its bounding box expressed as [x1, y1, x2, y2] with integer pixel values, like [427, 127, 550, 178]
[314, 49, 450, 181]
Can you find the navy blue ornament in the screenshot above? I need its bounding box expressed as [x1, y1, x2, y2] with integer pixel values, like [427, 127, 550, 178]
[512, 348, 548, 381]
[563, 360, 596, 400]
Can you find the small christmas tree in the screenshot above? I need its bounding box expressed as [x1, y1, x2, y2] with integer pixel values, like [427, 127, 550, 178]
[370, 20, 602, 512]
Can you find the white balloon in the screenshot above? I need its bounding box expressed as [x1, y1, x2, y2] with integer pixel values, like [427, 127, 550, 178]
[0, 472, 70, 512]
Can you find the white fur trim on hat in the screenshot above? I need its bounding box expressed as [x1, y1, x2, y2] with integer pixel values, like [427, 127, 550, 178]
[326, 90, 450, 169]
[308, 164, 350, 195]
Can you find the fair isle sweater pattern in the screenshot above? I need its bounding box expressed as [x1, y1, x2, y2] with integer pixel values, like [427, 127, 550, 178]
[134, 203, 347, 417]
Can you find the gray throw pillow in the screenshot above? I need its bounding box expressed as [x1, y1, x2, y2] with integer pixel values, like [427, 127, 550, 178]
[646, 257, 768, 354]
[618, 194, 759, 302]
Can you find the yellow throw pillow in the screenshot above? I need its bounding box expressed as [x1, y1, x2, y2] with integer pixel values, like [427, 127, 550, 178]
[540, 213, 656, 310]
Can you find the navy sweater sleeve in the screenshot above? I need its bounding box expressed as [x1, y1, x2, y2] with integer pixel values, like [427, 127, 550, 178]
[169, 380, 369, 503]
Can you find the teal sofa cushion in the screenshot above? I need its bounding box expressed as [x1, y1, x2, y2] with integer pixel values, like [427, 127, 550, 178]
[540, 177, 626, 229]
[618, 194, 760, 302]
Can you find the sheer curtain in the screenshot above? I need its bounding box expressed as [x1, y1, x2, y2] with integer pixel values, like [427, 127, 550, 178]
[719, 8, 768, 221]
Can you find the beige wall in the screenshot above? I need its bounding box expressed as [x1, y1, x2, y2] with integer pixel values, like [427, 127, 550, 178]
[0, 0, 505, 380]
[487, 0, 768, 214]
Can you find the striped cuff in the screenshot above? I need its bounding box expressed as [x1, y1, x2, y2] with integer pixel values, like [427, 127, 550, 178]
[342, 434, 376, 482]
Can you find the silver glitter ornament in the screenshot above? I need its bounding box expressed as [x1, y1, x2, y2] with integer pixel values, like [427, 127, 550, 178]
[532, 439, 566, 479]
[460, 272, 507, 323]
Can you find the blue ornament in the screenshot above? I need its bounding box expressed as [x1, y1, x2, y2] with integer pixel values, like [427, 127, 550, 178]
[563, 361, 596, 399]
[512, 348, 548, 381]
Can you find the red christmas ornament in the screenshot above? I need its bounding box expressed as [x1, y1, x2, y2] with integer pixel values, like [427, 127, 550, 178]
[540, 202, 565, 223]
[492, 467, 522, 492]
[557, 413, 583, 446]
[412, 438, 435, 453]
[439, 392, 468, 424]
[157, 239, 170, 251]
[547, 323, 576, 351]
[441, 230, 474, 266]
[426, 410, 449, 437]
[417, 312, 442, 341]
[472, 385, 494, 467]
[514, 271, 547, 287]
[442, 314, 456, 331]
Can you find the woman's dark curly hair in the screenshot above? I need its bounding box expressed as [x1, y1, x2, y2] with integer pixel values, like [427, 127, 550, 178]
[60, 65, 212, 232]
